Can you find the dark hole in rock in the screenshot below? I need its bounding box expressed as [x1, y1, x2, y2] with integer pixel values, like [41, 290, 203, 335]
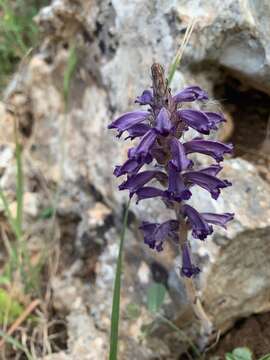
[46, 312, 68, 353]
[214, 75, 270, 182]
[150, 261, 168, 286]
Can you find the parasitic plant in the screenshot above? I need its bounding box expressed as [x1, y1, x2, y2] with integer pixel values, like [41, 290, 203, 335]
[109, 63, 233, 277]
[108, 63, 234, 357]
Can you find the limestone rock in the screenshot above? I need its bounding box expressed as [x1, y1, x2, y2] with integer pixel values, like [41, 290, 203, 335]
[193, 158, 270, 332]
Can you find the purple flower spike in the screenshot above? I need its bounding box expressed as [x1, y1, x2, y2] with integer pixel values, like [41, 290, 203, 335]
[165, 163, 192, 201]
[184, 171, 232, 199]
[173, 86, 209, 103]
[181, 243, 200, 278]
[140, 220, 179, 251]
[135, 90, 153, 105]
[170, 138, 192, 171]
[183, 204, 213, 240]
[108, 111, 149, 136]
[108, 63, 234, 274]
[177, 109, 212, 134]
[130, 129, 157, 161]
[155, 107, 172, 136]
[201, 212, 234, 228]
[119, 170, 167, 196]
[135, 186, 165, 203]
[184, 138, 233, 162]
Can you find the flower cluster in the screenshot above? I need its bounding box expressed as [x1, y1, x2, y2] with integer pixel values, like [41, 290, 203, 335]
[108, 64, 234, 278]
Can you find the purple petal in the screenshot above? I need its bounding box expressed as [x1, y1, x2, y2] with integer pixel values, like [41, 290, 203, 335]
[139, 221, 158, 249]
[140, 220, 179, 251]
[125, 123, 151, 140]
[173, 86, 209, 103]
[119, 170, 167, 196]
[197, 164, 222, 177]
[113, 155, 152, 177]
[135, 90, 153, 105]
[135, 186, 165, 203]
[170, 138, 192, 171]
[204, 112, 226, 130]
[108, 111, 149, 135]
[184, 138, 233, 162]
[183, 171, 232, 199]
[201, 212, 234, 228]
[165, 163, 192, 202]
[177, 109, 211, 134]
[183, 204, 213, 240]
[155, 107, 172, 136]
[181, 243, 200, 278]
[129, 129, 157, 161]
[114, 159, 141, 177]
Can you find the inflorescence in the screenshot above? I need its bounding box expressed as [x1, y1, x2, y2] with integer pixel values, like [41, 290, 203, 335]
[108, 63, 234, 278]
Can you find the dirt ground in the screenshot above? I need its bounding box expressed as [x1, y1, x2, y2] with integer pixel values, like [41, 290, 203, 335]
[207, 312, 270, 358]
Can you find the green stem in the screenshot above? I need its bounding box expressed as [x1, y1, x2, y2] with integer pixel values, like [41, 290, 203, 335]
[109, 199, 131, 360]
[15, 139, 23, 238]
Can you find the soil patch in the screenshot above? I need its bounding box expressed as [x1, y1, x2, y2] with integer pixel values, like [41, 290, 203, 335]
[207, 312, 270, 358]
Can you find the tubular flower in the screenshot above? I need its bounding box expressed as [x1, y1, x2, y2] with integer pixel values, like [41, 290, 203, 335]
[108, 63, 234, 278]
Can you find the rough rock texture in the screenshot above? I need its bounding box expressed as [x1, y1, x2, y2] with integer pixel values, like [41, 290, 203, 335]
[190, 159, 270, 331]
[1, 0, 270, 359]
[177, 0, 270, 95]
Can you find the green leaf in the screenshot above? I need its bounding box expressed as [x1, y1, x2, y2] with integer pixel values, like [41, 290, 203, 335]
[225, 354, 235, 360]
[147, 282, 166, 313]
[109, 200, 130, 360]
[233, 347, 253, 360]
[226, 348, 253, 360]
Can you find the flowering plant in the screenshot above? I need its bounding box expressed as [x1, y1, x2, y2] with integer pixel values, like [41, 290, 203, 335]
[108, 63, 234, 278]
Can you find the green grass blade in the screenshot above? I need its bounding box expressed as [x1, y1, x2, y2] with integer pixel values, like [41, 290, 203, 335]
[167, 19, 196, 85]
[15, 139, 23, 237]
[0, 329, 33, 360]
[109, 199, 130, 360]
[63, 44, 77, 108]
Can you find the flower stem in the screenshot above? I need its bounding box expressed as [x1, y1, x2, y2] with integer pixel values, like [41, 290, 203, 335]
[109, 199, 131, 360]
[178, 218, 213, 343]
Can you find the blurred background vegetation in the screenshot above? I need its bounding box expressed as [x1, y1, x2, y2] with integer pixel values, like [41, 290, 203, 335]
[0, 0, 49, 89]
